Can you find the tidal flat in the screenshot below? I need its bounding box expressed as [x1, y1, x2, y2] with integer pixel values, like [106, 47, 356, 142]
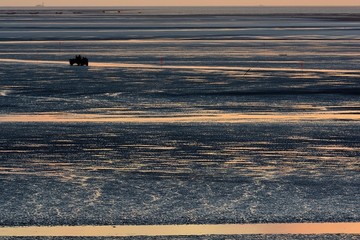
[0, 6, 359, 237]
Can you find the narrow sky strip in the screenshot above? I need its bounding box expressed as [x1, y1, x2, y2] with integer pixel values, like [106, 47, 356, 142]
[2, 1, 360, 7]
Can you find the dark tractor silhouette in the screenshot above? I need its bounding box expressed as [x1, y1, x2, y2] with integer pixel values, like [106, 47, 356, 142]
[69, 55, 89, 66]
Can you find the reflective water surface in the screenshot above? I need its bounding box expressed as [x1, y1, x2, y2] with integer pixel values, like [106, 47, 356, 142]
[0, 7, 359, 233]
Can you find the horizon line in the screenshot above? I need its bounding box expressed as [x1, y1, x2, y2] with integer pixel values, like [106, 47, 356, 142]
[2, 5, 360, 7]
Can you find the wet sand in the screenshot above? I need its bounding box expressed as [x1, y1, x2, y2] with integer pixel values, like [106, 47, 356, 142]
[1, 7, 359, 236]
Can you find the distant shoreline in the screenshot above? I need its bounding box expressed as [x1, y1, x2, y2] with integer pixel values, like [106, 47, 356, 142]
[1, 6, 360, 17]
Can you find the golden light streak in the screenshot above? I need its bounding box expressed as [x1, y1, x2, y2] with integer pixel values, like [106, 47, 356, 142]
[0, 223, 359, 237]
[0, 112, 359, 123]
[1, 58, 360, 74]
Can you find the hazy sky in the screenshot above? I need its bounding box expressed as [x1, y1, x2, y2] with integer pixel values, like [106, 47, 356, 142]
[2, 1, 360, 7]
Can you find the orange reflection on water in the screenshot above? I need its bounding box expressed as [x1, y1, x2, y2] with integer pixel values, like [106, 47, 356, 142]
[0, 111, 359, 123]
[1, 58, 360, 74]
[0, 223, 359, 237]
